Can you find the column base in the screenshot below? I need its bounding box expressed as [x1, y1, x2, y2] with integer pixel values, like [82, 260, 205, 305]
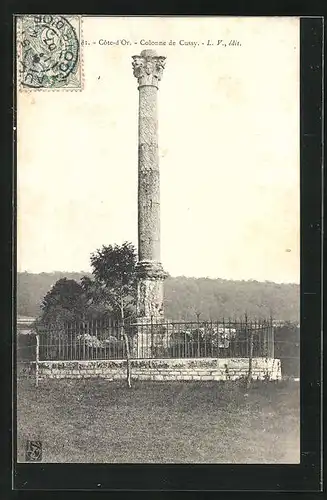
[135, 260, 168, 280]
[136, 260, 168, 319]
[134, 261, 168, 358]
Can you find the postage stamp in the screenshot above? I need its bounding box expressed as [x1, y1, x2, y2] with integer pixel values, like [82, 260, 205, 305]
[16, 15, 82, 91]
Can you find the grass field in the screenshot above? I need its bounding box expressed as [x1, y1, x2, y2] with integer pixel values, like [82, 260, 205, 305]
[17, 378, 300, 463]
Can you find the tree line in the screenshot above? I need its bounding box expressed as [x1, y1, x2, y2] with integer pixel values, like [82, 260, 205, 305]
[17, 242, 300, 323]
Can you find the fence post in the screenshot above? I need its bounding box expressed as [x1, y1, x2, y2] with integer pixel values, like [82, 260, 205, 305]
[150, 315, 154, 358]
[196, 313, 200, 357]
[121, 318, 131, 388]
[35, 333, 40, 388]
[247, 323, 253, 389]
[269, 317, 275, 359]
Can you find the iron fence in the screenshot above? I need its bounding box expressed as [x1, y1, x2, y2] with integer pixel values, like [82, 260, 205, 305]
[16, 318, 300, 379]
[27, 317, 276, 361]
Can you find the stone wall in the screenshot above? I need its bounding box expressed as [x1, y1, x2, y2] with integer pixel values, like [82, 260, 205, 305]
[28, 357, 282, 381]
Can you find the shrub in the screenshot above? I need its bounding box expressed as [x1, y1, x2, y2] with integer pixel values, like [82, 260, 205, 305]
[274, 322, 300, 377]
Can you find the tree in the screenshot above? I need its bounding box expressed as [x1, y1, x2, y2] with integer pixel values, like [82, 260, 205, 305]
[40, 278, 86, 325]
[79, 275, 111, 318]
[89, 241, 138, 387]
[90, 242, 137, 320]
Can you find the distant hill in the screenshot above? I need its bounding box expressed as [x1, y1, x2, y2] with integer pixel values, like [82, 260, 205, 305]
[17, 272, 299, 322]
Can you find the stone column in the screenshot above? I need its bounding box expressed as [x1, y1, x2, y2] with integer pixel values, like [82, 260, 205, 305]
[132, 49, 168, 357]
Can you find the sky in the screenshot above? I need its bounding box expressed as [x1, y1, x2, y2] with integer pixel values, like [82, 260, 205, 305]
[17, 16, 300, 283]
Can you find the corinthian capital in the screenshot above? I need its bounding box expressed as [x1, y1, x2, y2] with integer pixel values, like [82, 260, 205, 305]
[132, 49, 166, 88]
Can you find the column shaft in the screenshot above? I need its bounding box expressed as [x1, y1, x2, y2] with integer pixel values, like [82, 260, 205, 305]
[132, 49, 167, 341]
[138, 85, 160, 262]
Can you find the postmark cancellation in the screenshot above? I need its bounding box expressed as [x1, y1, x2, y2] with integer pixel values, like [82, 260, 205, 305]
[16, 15, 82, 91]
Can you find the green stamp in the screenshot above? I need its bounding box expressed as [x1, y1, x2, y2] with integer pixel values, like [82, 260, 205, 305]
[17, 15, 82, 90]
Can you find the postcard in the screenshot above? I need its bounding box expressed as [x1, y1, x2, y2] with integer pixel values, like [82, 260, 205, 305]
[16, 15, 300, 466]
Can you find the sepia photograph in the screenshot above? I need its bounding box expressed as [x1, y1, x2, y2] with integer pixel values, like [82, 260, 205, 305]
[16, 16, 300, 465]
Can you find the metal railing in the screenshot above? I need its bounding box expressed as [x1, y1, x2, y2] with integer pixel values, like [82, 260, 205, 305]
[16, 318, 301, 385]
[20, 317, 276, 361]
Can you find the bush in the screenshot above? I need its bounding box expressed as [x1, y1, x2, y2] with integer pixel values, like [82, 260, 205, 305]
[274, 322, 300, 377]
[17, 333, 36, 362]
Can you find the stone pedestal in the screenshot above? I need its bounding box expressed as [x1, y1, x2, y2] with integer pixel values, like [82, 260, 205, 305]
[132, 49, 168, 357]
[135, 261, 166, 319]
[133, 317, 168, 359]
